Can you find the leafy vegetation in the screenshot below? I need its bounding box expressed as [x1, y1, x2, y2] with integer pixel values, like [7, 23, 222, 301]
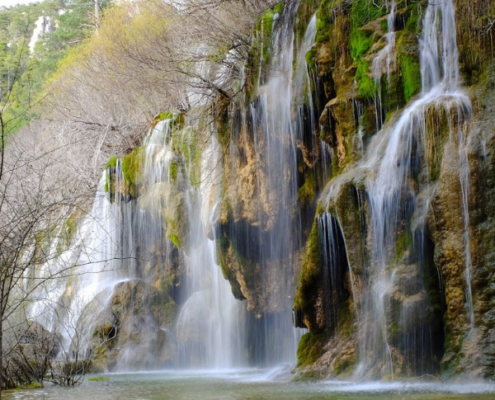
[0, 0, 110, 136]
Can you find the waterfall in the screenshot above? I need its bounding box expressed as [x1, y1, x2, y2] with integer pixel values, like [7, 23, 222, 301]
[232, 2, 315, 365]
[28, 174, 129, 354]
[363, 0, 471, 378]
[317, 0, 472, 378]
[24, 0, 322, 371]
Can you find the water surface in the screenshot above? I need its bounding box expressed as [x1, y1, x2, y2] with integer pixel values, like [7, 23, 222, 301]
[5, 369, 495, 400]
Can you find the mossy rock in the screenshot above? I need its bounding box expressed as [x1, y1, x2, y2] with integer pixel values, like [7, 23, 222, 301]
[294, 220, 322, 331]
[296, 332, 327, 367]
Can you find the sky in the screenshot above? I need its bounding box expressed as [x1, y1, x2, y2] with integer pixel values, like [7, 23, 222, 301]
[1, 0, 43, 7]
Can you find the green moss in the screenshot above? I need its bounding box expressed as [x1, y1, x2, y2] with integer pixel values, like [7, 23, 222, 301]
[315, 0, 344, 44]
[106, 155, 117, 169]
[175, 127, 202, 188]
[350, 28, 374, 61]
[404, 3, 422, 34]
[395, 230, 413, 261]
[390, 320, 399, 337]
[255, 7, 276, 64]
[216, 232, 247, 300]
[35, 231, 46, 247]
[399, 53, 421, 102]
[16, 382, 44, 390]
[333, 352, 356, 375]
[294, 220, 322, 313]
[337, 300, 354, 338]
[88, 376, 110, 382]
[305, 48, 316, 71]
[350, 0, 387, 28]
[273, 2, 284, 15]
[121, 147, 143, 197]
[105, 170, 110, 193]
[351, 35, 377, 99]
[215, 106, 231, 149]
[380, 18, 388, 33]
[298, 172, 316, 206]
[294, 370, 321, 381]
[169, 162, 178, 184]
[296, 332, 326, 367]
[159, 111, 175, 121]
[56, 214, 78, 256]
[169, 234, 181, 248]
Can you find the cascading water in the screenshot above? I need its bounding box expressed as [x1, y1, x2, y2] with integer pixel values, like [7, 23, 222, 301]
[26, 1, 323, 371]
[27, 174, 129, 355]
[224, 1, 316, 365]
[363, 0, 472, 378]
[317, 0, 473, 378]
[27, 114, 247, 369]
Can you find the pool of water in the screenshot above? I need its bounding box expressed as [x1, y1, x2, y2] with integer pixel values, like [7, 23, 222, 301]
[5, 369, 495, 400]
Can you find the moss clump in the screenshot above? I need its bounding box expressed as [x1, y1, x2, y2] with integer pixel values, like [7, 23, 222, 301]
[174, 127, 202, 188]
[404, 2, 423, 34]
[349, 0, 387, 60]
[337, 300, 354, 338]
[246, 3, 279, 87]
[351, 0, 387, 27]
[350, 28, 375, 61]
[380, 18, 388, 33]
[315, 0, 344, 44]
[169, 161, 178, 184]
[168, 234, 181, 248]
[121, 147, 144, 197]
[158, 111, 175, 121]
[399, 52, 421, 102]
[294, 370, 321, 381]
[333, 353, 356, 375]
[355, 60, 376, 99]
[298, 172, 316, 206]
[106, 156, 117, 169]
[349, 0, 386, 100]
[305, 48, 316, 71]
[294, 220, 322, 331]
[296, 332, 326, 367]
[88, 376, 110, 382]
[274, 2, 284, 15]
[16, 382, 44, 390]
[216, 232, 247, 300]
[56, 213, 79, 256]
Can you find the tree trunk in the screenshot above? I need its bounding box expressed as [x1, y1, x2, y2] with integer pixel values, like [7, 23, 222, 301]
[1, 316, 3, 400]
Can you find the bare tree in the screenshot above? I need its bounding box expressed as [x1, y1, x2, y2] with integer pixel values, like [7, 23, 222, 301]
[0, 113, 100, 395]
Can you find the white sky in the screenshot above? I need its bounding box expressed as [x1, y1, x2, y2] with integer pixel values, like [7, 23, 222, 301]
[1, 0, 43, 7]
